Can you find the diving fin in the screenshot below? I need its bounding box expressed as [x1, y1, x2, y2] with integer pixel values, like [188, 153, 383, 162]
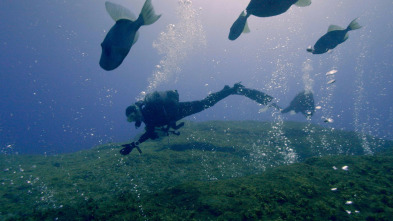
[259, 102, 282, 113]
[281, 106, 293, 114]
[238, 88, 273, 105]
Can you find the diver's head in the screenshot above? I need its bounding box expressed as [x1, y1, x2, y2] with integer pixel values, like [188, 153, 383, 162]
[125, 105, 143, 128]
[306, 46, 314, 53]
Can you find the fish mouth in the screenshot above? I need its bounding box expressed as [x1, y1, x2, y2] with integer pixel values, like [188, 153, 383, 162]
[228, 34, 238, 41]
[99, 56, 120, 71]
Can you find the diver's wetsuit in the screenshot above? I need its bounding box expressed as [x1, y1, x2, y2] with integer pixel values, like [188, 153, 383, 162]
[120, 84, 274, 155]
[135, 86, 236, 145]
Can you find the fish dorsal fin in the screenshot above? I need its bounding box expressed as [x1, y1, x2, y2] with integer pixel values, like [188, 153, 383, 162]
[105, 1, 136, 22]
[132, 31, 140, 45]
[295, 0, 311, 7]
[327, 25, 344, 32]
[243, 21, 250, 33]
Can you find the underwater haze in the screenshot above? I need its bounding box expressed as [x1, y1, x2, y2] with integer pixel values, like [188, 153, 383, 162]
[1, 0, 393, 155]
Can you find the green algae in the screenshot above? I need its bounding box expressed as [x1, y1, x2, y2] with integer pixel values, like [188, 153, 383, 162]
[1, 121, 392, 220]
[143, 154, 393, 220]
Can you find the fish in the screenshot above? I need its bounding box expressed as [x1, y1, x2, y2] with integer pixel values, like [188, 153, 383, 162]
[99, 0, 161, 71]
[327, 79, 336, 84]
[228, 0, 311, 40]
[326, 69, 338, 76]
[307, 18, 362, 54]
[281, 90, 315, 118]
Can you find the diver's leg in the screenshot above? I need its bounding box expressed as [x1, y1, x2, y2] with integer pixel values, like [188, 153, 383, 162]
[176, 85, 236, 120]
[236, 86, 274, 105]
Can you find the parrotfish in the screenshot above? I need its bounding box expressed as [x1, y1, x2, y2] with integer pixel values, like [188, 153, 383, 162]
[99, 0, 161, 71]
[229, 0, 311, 40]
[307, 18, 362, 54]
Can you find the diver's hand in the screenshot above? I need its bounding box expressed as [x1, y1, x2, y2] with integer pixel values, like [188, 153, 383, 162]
[120, 142, 142, 155]
[120, 143, 134, 155]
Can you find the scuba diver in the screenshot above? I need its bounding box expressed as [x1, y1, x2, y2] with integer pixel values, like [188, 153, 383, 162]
[269, 90, 315, 118]
[121, 84, 316, 155]
[120, 83, 274, 155]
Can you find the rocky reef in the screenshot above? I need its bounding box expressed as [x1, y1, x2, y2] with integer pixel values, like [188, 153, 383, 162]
[1, 121, 392, 220]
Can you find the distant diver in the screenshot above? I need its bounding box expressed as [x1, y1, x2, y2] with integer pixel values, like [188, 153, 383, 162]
[260, 90, 315, 118]
[99, 0, 161, 71]
[120, 83, 274, 155]
[281, 90, 315, 118]
[229, 0, 311, 40]
[307, 18, 362, 54]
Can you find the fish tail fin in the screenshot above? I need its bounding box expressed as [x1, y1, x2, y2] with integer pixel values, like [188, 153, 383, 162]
[140, 0, 161, 26]
[347, 18, 362, 31]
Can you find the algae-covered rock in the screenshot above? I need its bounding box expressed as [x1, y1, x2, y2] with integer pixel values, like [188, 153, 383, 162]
[143, 154, 393, 220]
[0, 121, 392, 220]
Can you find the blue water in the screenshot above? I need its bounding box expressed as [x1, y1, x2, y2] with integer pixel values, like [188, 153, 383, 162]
[1, 0, 392, 154]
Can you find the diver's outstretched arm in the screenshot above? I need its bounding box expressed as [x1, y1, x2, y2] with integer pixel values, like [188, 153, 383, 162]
[120, 142, 142, 155]
[120, 126, 157, 155]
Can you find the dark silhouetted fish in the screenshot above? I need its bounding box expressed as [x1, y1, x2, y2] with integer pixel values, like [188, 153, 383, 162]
[307, 18, 362, 54]
[281, 90, 315, 118]
[229, 0, 311, 40]
[100, 0, 161, 71]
